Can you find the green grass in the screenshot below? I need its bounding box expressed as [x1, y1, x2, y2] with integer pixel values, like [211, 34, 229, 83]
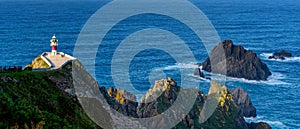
[0, 68, 100, 129]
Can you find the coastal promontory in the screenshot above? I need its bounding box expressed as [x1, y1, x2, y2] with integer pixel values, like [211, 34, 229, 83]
[0, 59, 271, 128]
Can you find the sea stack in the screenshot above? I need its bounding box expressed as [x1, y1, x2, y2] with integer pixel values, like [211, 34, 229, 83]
[201, 40, 271, 80]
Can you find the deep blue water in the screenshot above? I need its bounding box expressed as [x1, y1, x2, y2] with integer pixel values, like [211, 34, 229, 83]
[0, 0, 299, 128]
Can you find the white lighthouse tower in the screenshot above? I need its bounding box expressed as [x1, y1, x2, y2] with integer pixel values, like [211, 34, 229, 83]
[50, 34, 58, 55]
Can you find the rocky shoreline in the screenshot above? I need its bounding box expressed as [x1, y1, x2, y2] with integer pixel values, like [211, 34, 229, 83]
[100, 77, 271, 129]
[71, 60, 271, 129]
[0, 54, 273, 128]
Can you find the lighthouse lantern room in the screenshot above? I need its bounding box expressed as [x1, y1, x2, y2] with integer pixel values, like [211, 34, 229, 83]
[50, 35, 58, 55]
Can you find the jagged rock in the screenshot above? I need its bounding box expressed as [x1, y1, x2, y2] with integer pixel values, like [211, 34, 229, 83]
[268, 50, 292, 60]
[194, 68, 205, 78]
[138, 77, 180, 117]
[230, 88, 256, 118]
[107, 86, 137, 103]
[137, 78, 243, 128]
[135, 78, 272, 129]
[247, 122, 272, 129]
[230, 88, 260, 129]
[230, 88, 272, 129]
[201, 40, 271, 80]
[101, 86, 138, 117]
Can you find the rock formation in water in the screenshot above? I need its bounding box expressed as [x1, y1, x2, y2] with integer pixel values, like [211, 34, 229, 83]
[194, 67, 205, 78]
[268, 50, 292, 60]
[201, 40, 272, 80]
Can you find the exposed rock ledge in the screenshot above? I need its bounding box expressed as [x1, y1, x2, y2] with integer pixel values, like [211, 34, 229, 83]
[230, 88, 256, 118]
[99, 77, 271, 129]
[200, 40, 272, 80]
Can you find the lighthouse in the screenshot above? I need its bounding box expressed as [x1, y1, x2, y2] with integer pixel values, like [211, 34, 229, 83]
[50, 35, 58, 55]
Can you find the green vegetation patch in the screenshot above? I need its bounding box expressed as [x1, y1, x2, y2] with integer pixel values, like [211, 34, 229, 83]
[0, 68, 100, 129]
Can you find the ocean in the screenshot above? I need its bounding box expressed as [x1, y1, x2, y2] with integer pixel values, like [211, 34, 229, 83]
[0, 0, 299, 128]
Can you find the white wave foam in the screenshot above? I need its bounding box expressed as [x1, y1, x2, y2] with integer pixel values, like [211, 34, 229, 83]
[227, 72, 288, 85]
[260, 53, 300, 62]
[202, 71, 289, 85]
[157, 62, 198, 71]
[260, 53, 273, 59]
[187, 73, 210, 82]
[245, 116, 287, 128]
[265, 72, 290, 85]
[283, 56, 300, 62]
[158, 63, 289, 85]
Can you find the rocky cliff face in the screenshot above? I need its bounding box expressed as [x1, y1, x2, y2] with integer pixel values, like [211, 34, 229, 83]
[117, 77, 268, 129]
[137, 77, 180, 118]
[229, 88, 271, 129]
[71, 61, 272, 129]
[104, 86, 138, 117]
[230, 88, 256, 118]
[201, 40, 272, 80]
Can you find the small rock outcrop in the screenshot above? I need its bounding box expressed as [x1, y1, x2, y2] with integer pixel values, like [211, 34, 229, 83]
[268, 50, 292, 60]
[138, 77, 179, 117]
[230, 88, 256, 118]
[230, 88, 259, 129]
[194, 68, 205, 78]
[201, 40, 271, 80]
[100, 86, 139, 117]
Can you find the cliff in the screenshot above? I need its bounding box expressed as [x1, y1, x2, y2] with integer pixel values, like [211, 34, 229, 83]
[0, 60, 271, 129]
